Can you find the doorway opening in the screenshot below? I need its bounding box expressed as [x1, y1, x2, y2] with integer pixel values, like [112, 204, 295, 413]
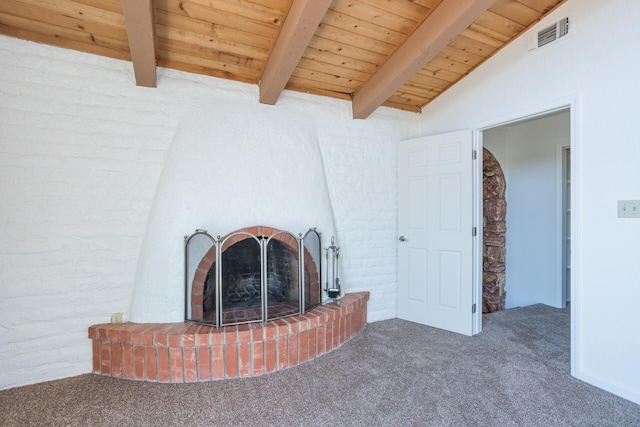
[481, 109, 571, 310]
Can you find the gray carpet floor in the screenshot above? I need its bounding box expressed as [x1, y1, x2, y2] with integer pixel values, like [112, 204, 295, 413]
[2, 304, 639, 426]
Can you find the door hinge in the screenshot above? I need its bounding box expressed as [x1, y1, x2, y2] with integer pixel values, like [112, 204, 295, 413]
[472, 303, 477, 313]
[472, 149, 477, 160]
[472, 226, 477, 237]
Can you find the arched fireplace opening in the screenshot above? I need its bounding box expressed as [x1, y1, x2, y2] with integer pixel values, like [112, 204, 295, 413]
[185, 226, 322, 327]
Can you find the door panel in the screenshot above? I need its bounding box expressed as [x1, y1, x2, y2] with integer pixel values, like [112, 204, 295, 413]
[408, 177, 428, 229]
[408, 248, 428, 303]
[439, 174, 461, 230]
[438, 250, 461, 309]
[398, 130, 474, 336]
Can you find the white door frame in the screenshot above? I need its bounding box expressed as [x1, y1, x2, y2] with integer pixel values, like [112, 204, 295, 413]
[471, 95, 582, 379]
[556, 144, 571, 308]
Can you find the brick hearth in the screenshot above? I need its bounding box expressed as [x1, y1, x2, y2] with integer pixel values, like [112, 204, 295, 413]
[89, 292, 368, 383]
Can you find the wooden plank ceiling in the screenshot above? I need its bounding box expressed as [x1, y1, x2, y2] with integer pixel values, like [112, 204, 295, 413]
[0, 0, 566, 119]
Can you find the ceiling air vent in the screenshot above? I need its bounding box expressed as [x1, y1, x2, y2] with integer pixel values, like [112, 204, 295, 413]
[529, 16, 571, 51]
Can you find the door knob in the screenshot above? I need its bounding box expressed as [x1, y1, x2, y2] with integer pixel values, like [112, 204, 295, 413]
[399, 236, 408, 242]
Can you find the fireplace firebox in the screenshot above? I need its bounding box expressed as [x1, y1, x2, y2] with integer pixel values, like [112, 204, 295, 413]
[185, 226, 322, 327]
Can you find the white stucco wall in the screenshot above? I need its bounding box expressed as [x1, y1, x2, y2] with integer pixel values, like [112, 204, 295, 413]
[130, 103, 341, 322]
[420, 0, 640, 405]
[484, 111, 570, 309]
[0, 36, 419, 389]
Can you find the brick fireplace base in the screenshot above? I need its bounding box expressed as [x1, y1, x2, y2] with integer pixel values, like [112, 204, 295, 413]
[89, 292, 368, 383]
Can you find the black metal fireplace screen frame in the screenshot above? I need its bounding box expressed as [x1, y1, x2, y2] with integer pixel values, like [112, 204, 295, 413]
[184, 227, 322, 327]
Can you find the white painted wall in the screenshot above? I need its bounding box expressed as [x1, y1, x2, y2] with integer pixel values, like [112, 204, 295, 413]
[0, 36, 419, 389]
[484, 111, 570, 309]
[420, 0, 640, 405]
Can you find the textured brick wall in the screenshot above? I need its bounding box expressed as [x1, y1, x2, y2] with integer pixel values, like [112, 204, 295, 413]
[316, 115, 417, 322]
[0, 38, 175, 390]
[0, 35, 419, 389]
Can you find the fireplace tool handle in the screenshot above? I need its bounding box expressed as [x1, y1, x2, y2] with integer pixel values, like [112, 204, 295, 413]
[325, 236, 341, 305]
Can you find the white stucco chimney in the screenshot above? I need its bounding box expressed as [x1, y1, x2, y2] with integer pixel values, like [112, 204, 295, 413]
[129, 104, 338, 322]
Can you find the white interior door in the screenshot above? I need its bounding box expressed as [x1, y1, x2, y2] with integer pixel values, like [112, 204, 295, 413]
[397, 130, 475, 336]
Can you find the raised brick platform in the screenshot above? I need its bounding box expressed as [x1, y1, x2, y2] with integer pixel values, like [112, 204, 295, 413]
[89, 292, 368, 383]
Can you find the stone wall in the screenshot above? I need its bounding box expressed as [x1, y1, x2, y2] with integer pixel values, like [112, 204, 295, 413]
[482, 149, 506, 313]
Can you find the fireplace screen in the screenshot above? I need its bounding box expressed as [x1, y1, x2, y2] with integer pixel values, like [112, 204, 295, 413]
[184, 226, 322, 327]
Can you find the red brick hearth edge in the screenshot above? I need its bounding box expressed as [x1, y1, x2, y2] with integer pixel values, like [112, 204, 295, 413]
[89, 292, 368, 383]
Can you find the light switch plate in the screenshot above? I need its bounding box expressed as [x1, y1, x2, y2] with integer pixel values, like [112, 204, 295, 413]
[618, 200, 640, 218]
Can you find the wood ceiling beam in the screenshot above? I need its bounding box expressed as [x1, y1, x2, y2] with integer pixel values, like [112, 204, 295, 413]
[259, 0, 332, 105]
[121, 0, 157, 87]
[351, 0, 495, 119]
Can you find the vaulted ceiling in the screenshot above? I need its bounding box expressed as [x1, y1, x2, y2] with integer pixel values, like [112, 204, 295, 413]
[0, 0, 566, 118]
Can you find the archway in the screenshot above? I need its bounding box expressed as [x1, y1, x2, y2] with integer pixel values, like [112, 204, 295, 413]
[482, 148, 506, 313]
